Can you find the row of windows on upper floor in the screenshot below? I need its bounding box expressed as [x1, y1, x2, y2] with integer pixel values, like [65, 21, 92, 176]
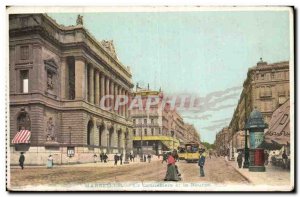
[132, 118, 158, 125]
[133, 128, 162, 136]
[254, 71, 289, 81]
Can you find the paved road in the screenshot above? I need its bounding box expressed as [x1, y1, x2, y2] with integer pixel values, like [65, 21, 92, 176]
[9, 157, 248, 189]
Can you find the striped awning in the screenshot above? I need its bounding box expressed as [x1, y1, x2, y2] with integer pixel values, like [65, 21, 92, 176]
[12, 130, 31, 144]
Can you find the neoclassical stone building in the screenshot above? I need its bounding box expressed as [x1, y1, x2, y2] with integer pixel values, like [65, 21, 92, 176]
[9, 14, 133, 165]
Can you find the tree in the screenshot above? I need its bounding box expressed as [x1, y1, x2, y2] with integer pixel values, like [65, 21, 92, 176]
[202, 142, 215, 150]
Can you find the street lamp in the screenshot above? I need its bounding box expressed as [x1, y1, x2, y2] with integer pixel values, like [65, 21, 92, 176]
[171, 130, 175, 150]
[243, 96, 249, 168]
[106, 133, 109, 154]
[140, 129, 143, 162]
[231, 129, 235, 161]
[124, 131, 129, 164]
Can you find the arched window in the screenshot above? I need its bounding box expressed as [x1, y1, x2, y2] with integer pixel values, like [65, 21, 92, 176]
[87, 120, 93, 145]
[17, 112, 31, 131]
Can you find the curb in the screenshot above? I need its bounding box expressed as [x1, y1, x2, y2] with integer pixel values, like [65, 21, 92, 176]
[224, 159, 252, 183]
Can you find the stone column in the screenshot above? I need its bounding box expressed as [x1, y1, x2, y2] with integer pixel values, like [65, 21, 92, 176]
[118, 87, 122, 115]
[120, 130, 125, 152]
[111, 127, 117, 151]
[60, 57, 67, 99]
[89, 65, 94, 104]
[95, 70, 100, 105]
[110, 81, 114, 111]
[105, 76, 110, 108]
[75, 57, 86, 99]
[93, 119, 98, 146]
[125, 90, 128, 118]
[122, 89, 126, 117]
[100, 72, 105, 108]
[127, 91, 131, 118]
[114, 84, 118, 113]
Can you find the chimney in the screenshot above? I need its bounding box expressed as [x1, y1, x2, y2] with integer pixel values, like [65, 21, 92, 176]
[147, 83, 150, 90]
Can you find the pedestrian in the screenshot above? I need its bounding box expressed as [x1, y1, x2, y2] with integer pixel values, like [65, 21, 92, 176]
[19, 152, 25, 170]
[104, 153, 108, 163]
[173, 149, 179, 162]
[198, 149, 206, 177]
[133, 154, 135, 162]
[162, 153, 167, 164]
[100, 153, 103, 163]
[129, 153, 132, 162]
[237, 152, 243, 168]
[143, 155, 146, 162]
[164, 152, 181, 181]
[47, 154, 53, 168]
[114, 153, 118, 166]
[264, 151, 269, 166]
[147, 154, 151, 163]
[282, 150, 288, 169]
[120, 153, 123, 165]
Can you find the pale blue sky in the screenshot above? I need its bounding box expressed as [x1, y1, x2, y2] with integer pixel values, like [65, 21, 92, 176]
[49, 11, 290, 143]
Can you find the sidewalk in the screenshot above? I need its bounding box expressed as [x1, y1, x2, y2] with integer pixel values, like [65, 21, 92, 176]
[10, 156, 161, 168]
[226, 159, 292, 186]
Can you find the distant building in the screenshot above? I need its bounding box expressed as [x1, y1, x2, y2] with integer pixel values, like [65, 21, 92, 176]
[131, 86, 201, 155]
[214, 127, 230, 156]
[184, 124, 201, 144]
[9, 14, 133, 165]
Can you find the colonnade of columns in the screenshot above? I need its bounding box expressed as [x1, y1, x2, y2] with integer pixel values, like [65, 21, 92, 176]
[69, 56, 130, 118]
[88, 118, 131, 154]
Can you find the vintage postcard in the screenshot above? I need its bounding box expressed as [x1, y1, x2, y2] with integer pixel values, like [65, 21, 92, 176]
[6, 6, 294, 192]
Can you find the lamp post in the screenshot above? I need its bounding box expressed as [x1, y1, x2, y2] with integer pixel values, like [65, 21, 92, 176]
[146, 141, 149, 152]
[140, 129, 143, 162]
[243, 96, 249, 168]
[245, 108, 267, 172]
[124, 131, 129, 164]
[231, 129, 235, 161]
[106, 133, 109, 154]
[171, 130, 175, 150]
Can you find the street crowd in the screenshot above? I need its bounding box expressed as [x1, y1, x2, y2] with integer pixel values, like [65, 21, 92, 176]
[17, 149, 208, 182]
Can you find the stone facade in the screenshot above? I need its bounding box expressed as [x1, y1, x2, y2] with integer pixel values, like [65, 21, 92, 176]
[131, 87, 201, 155]
[214, 127, 230, 156]
[227, 59, 289, 153]
[9, 14, 133, 165]
[183, 124, 201, 144]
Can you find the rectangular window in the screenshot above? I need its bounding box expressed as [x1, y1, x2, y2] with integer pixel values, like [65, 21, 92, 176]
[20, 70, 29, 93]
[133, 119, 136, 124]
[151, 119, 154, 124]
[144, 129, 147, 136]
[133, 129, 136, 136]
[151, 128, 154, 136]
[20, 46, 29, 60]
[144, 119, 147, 125]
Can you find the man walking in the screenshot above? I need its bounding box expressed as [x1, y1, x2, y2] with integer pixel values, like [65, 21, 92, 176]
[103, 153, 108, 163]
[198, 149, 206, 177]
[264, 151, 269, 166]
[114, 153, 119, 166]
[19, 152, 25, 170]
[100, 153, 103, 163]
[147, 154, 151, 163]
[120, 153, 123, 165]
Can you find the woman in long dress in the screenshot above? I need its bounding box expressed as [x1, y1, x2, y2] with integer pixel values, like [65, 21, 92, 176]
[164, 152, 180, 181]
[47, 155, 53, 168]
